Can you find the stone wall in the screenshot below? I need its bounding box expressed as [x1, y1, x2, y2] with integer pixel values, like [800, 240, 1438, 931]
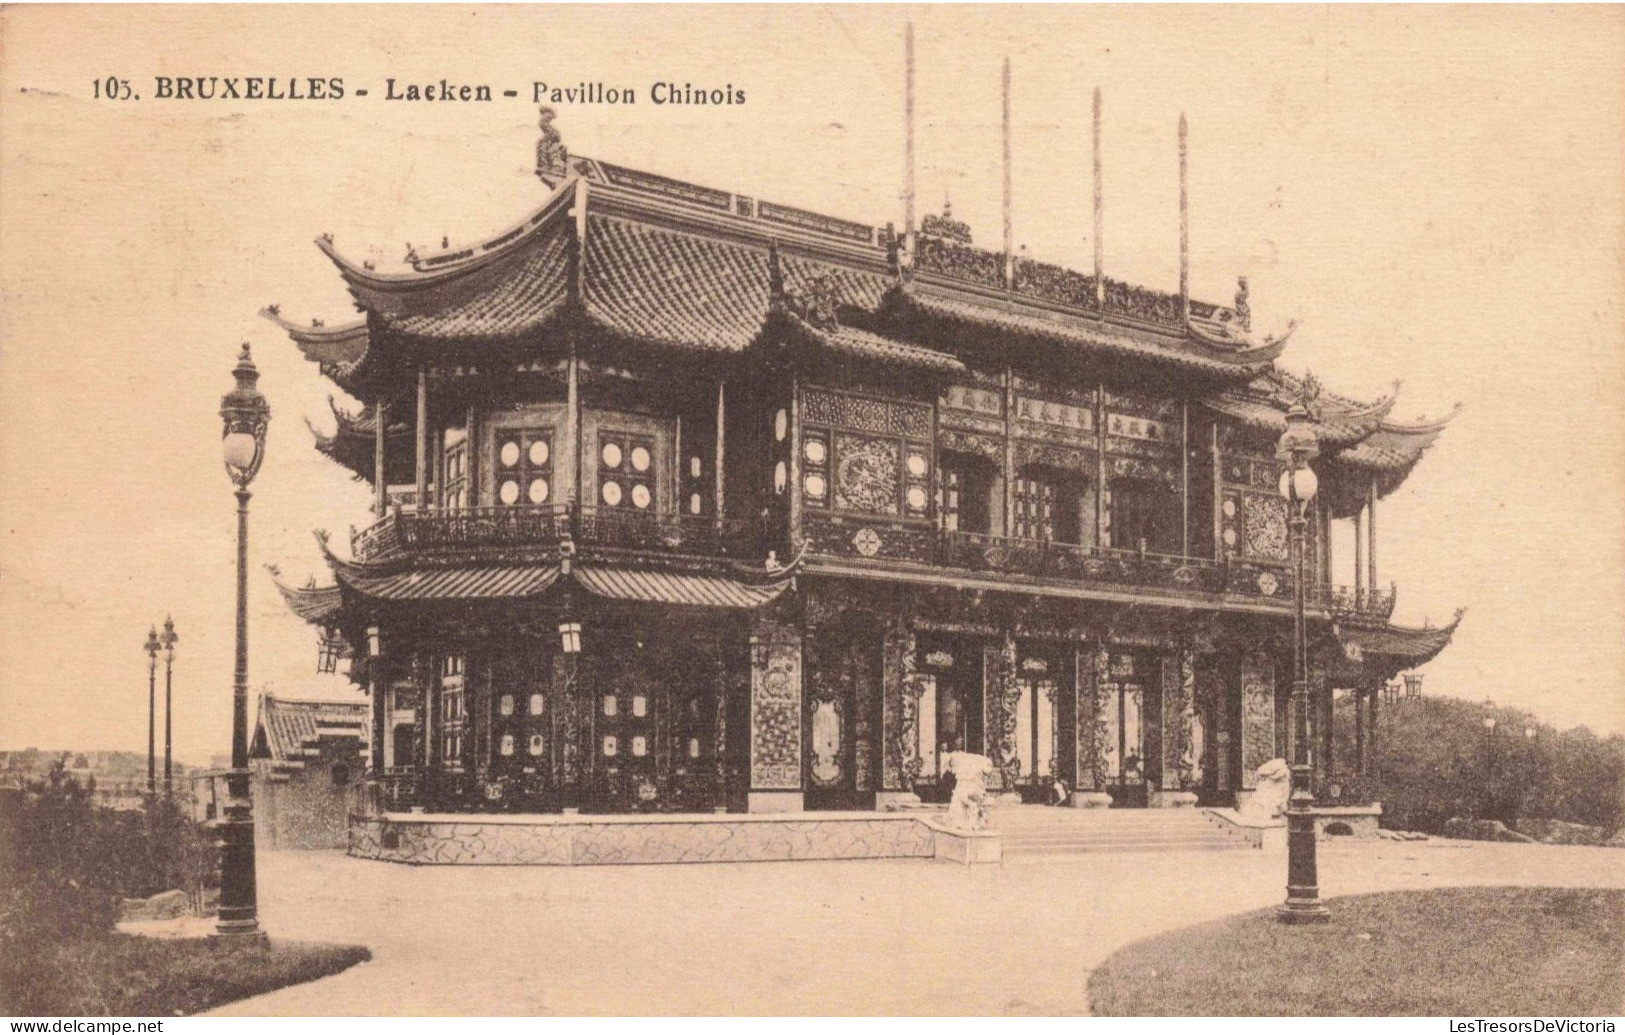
[350, 812, 937, 865]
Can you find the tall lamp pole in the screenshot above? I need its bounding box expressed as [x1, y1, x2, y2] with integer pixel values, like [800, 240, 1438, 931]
[144, 626, 160, 796]
[1276, 400, 1329, 924]
[1480, 700, 1497, 822]
[161, 616, 178, 798]
[217, 343, 269, 941]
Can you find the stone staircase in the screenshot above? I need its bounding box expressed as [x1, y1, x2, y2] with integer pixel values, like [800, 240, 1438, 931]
[988, 804, 1254, 858]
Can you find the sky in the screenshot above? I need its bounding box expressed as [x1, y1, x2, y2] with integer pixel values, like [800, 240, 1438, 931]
[1, 5, 1621, 765]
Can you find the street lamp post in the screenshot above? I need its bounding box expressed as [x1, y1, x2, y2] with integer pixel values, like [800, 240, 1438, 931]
[144, 626, 160, 796]
[1275, 400, 1329, 924]
[161, 616, 178, 798]
[1481, 700, 1498, 822]
[216, 343, 269, 941]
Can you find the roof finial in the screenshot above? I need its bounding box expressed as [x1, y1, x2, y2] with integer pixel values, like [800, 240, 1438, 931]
[1092, 87, 1104, 308]
[536, 107, 568, 180]
[1179, 112, 1189, 324]
[1235, 275, 1251, 331]
[1001, 56, 1013, 290]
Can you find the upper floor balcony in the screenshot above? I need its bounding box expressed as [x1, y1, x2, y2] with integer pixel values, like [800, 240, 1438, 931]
[350, 503, 759, 565]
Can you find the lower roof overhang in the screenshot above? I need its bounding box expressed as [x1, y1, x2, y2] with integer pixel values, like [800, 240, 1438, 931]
[801, 556, 1324, 620]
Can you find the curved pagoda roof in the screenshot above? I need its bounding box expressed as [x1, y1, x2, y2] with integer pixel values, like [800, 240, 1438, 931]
[268, 154, 1287, 396]
[267, 147, 1453, 510]
[1333, 609, 1464, 681]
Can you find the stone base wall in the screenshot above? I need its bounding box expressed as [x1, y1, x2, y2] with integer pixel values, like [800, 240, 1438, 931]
[349, 811, 938, 866]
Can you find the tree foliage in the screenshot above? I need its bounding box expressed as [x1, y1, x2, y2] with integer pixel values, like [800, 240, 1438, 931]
[1333, 695, 1625, 835]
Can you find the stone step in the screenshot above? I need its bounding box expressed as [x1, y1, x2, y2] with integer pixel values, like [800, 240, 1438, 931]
[1009, 840, 1250, 858]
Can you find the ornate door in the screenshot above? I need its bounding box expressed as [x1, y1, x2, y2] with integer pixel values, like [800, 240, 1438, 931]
[805, 625, 880, 810]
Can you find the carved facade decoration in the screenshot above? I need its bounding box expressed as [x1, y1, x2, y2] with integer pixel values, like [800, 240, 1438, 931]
[1240, 654, 1276, 790]
[802, 387, 932, 439]
[937, 428, 1004, 462]
[749, 627, 802, 790]
[1160, 651, 1197, 791]
[1014, 257, 1100, 311]
[982, 638, 1023, 787]
[833, 433, 901, 515]
[534, 107, 568, 180]
[1242, 493, 1290, 561]
[919, 200, 972, 245]
[915, 236, 1003, 288]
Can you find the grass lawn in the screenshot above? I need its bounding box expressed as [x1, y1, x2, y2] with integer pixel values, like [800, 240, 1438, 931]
[1089, 887, 1625, 1016]
[0, 934, 370, 1016]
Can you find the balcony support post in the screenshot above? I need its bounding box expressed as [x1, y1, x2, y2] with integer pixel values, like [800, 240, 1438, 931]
[1002, 367, 1015, 538]
[374, 399, 388, 517]
[788, 379, 801, 552]
[1367, 478, 1378, 597]
[1355, 683, 1367, 778]
[1180, 399, 1190, 556]
[564, 341, 581, 508]
[1210, 422, 1222, 559]
[715, 380, 726, 520]
[415, 366, 429, 509]
[1097, 380, 1108, 547]
[1353, 507, 1366, 607]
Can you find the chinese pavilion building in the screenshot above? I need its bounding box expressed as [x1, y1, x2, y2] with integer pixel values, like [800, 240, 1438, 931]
[270, 117, 1459, 820]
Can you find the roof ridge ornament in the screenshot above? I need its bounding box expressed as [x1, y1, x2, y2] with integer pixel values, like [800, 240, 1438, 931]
[535, 107, 568, 181]
[1234, 275, 1251, 331]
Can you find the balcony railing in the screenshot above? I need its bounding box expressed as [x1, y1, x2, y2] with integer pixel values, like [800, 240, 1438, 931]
[1329, 581, 1397, 621]
[350, 503, 758, 564]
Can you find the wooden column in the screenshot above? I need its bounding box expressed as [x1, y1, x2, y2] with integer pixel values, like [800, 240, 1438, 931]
[714, 380, 726, 519]
[414, 367, 429, 509]
[1368, 679, 1382, 790]
[1210, 423, 1223, 558]
[373, 400, 388, 516]
[787, 380, 801, 549]
[368, 627, 384, 776]
[1096, 381, 1108, 547]
[563, 349, 581, 506]
[465, 405, 478, 508]
[1354, 508, 1366, 605]
[1180, 399, 1190, 555]
[1355, 685, 1367, 778]
[1367, 478, 1378, 598]
[1002, 367, 1016, 537]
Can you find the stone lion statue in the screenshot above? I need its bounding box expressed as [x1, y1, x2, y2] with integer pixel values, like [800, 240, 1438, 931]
[941, 751, 995, 831]
[1240, 757, 1292, 821]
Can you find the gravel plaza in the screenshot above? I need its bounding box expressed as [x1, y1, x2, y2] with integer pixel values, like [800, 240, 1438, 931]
[209, 838, 1625, 1016]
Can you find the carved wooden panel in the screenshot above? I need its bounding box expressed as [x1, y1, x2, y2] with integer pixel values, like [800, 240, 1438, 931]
[1240, 655, 1277, 789]
[749, 631, 802, 790]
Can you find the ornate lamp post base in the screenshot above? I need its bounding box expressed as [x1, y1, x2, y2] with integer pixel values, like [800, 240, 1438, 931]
[1278, 808, 1331, 924]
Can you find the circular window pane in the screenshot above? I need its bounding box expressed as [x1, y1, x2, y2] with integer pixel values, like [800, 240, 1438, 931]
[907, 453, 929, 478]
[690, 456, 702, 479]
[631, 484, 651, 509]
[602, 480, 623, 506]
[499, 480, 520, 505]
[601, 442, 623, 469]
[774, 409, 788, 442]
[630, 446, 651, 472]
[603, 736, 618, 757]
[529, 440, 550, 466]
[906, 486, 928, 511]
[804, 473, 827, 498]
[528, 735, 544, 757]
[500, 441, 521, 467]
[528, 477, 550, 504]
[774, 460, 787, 494]
[804, 439, 826, 464]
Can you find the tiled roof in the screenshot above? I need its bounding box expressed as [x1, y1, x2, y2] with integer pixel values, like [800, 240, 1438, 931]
[378, 222, 572, 342]
[787, 315, 966, 374]
[253, 694, 367, 764]
[1336, 612, 1462, 667]
[575, 565, 792, 608]
[270, 572, 343, 624]
[339, 564, 560, 601]
[1204, 383, 1394, 448]
[899, 286, 1283, 375]
[582, 214, 769, 352]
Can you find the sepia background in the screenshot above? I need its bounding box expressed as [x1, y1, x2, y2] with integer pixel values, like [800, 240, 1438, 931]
[1, 4, 1621, 768]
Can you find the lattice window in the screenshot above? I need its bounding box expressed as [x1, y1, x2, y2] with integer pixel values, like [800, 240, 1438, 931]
[443, 431, 469, 510]
[599, 432, 655, 511]
[1013, 474, 1057, 541]
[494, 428, 553, 507]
